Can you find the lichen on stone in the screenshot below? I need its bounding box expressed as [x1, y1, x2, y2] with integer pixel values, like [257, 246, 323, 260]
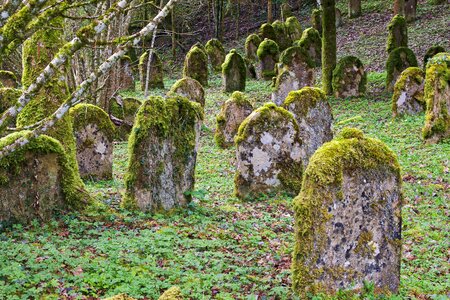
[272, 20, 292, 52]
[392, 67, 425, 117]
[183, 45, 209, 87]
[295, 27, 322, 67]
[311, 8, 322, 34]
[386, 14, 408, 54]
[332, 56, 367, 98]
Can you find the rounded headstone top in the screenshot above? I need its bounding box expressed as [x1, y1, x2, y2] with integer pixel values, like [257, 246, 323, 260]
[339, 127, 364, 140]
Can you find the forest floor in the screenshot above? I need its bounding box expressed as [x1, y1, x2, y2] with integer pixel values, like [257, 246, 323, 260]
[0, 0, 449, 299]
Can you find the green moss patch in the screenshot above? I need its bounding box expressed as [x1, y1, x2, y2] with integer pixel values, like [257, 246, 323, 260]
[332, 56, 367, 97]
[285, 16, 302, 41]
[183, 46, 209, 87]
[386, 14, 408, 54]
[392, 67, 425, 115]
[423, 45, 446, 69]
[69, 104, 116, 140]
[258, 23, 276, 41]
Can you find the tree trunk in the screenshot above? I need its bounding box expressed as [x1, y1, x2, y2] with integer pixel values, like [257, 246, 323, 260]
[393, 0, 405, 16]
[268, 0, 273, 23]
[171, 7, 176, 59]
[235, 1, 240, 39]
[348, 0, 361, 18]
[214, 0, 224, 40]
[404, 0, 417, 22]
[321, 0, 336, 95]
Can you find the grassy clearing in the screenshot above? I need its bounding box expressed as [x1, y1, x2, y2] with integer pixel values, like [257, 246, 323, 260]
[0, 71, 448, 299]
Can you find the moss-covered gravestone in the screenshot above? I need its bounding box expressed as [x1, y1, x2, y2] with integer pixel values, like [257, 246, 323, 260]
[168, 77, 205, 108]
[109, 96, 142, 140]
[244, 58, 257, 79]
[392, 67, 425, 117]
[311, 9, 323, 35]
[386, 47, 418, 92]
[332, 56, 367, 98]
[123, 96, 203, 212]
[272, 20, 292, 52]
[234, 103, 303, 199]
[0, 132, 83, 225]
[139, 51, 164, 90]
[281, 3, 293, 21]
[258, 23, 277, 41]
[70, 104, 116, 180]
[257, 39, 280, 80]
[423, 45, 446, 68]
[335, 8, 343, 28]
[222, 49, 246, 93]
[272, 46, 315, 105]
[183, 45, 208, 87]
[282, 88, 333, 167]
[295, 27, 322, 67]
[386, 15, 408, 54]
[292, 128, 402, 297]
[285, 16, 302, 41]
[245, 34, 262, 62]
[205, 39, 226, 72]
[422, 53, 450, 143]
[215, 91, 253, 148]
[0, 71, 18, 88]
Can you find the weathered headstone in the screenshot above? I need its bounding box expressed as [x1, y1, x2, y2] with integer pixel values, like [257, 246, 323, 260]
[0, 71, 18, 88]
[244, 58, 257, 79]
[295, 27, 322, 67]
[215, 91, 253, 148]
[183, 45, 209, 87]
[292, 128, 402, 297]
[311, 8, 322, 35]
[257, 39, 280, 80]
[205, 38, 226, 72]
[282, 87, 333, 167]
[258, 23, 277, 41]
[139, 51, 164, 90]
[392, 67, 425, 117]
[235, 103, 303, 199]
[70, 104, 116, 180]
[386, 15, 408, 54]
[285, 16, 302, 41]
[222, 49, 246, 93]
[0, 132, 81, 225]
[281, 3, 293, 21]
[168, 77, 205, 107]
[272, 20, 292, 52]
[422, 53, 450, 143]
[123, 96, 203, 212]
[272, 46, 315, 105]
[335, 7, 343, 27]
[423, 45, 446, 68]
[245, 34, 262, 62]
[109, 96, 142, 140]
[386, 47, 418, 92]
[332, 56, 367, 98]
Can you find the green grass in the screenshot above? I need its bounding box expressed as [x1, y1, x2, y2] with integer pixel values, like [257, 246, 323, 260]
[0, 72, 448, 299]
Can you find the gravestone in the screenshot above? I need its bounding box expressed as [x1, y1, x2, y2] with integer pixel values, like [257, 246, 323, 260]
[168, 77, 205, 107]
[123, 95, 203, 212]
[292, 128, 402, 297]
[118, 56, 135, 91]
[295, 27, 322, 67]
[335, 7, 343, 27]
[215, 91, 253, 148]
[139, 51, 164, 90]
[244, 58, 257, 79]
[332, 56, 367, 98]
[222, 49, 246, 93]
[272, 20, 292, 52]
[235, 103, 303, 199]
[258, 23, 277, 41]
[70, 104, 116, 180]
[0, 71, 18, 88]
[183, 45, 209, 87]
[109, 96, 142, 140]
[272, 70, 300, 106]
[282, 87, 333, 167]
[311, 9, 322, 34]
[205, 38, 226, 72]
[423, 45, 446, 68]
[386, 47, 418, 92]
[386, 15, 408, 54]
[0, 132, 81, 225]
[422, 53, 450, 143]
[392, 67, 425, 117]
[257, 39, 280, 80]
[281, 3, 293, 21]
[285, 16, 302, 41]
[245, 34, 262, 62]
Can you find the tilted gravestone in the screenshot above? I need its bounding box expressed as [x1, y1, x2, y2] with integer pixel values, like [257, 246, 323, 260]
[282, 87, 333, 167]
[245, 34, 262, 62]
[295, 27, 322, 67]
[386, 14, 408, 54]
[222, 49, 246, 93]
[235, 103, 303, 199]
[70, 104, 116, 180]
[332, 56, 367, 98]
[109, 96, 142, 141]
[183, 45, 209, 87]
[257, 39, 280, 80]
[123, 95, 203, 212]
[168, 77, 205, 108]
[215, 91, 253, 148]
[0, 132, 82, 225]
[139, 51, 164, 90]
[386, 47, 418, 92]
[423, 45, 446, 69]
[292, 128, 402, 297]
[272, 46, 315, 105]
[205, 38, 226, 72]
[392, 67, 425, 117]
[422, 53, 450, 143]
